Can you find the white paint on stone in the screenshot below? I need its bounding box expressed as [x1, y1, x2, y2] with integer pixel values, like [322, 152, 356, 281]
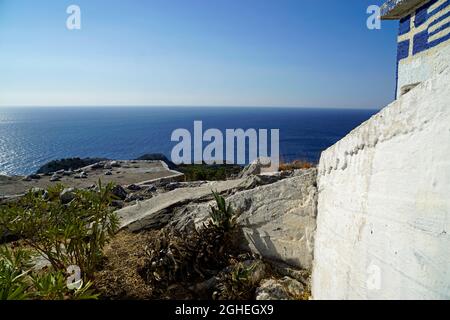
[398, 38, 450, 98]
[312, 69, 450, 300]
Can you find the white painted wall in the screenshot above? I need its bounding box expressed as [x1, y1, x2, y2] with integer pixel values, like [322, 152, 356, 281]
[398, 40, 450, 98]
[395, 0, 450, 98]
[312, 68, 450, 299]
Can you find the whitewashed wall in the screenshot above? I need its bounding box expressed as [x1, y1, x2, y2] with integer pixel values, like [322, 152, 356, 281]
[398, 35, 450, 97]
[312, 69, 450, 299]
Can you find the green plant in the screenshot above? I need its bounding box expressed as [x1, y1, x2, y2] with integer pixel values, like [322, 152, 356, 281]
[0, 246, 98, 300]
[0, 181, 119, 279]
[209, 191, 237, 231]
[177, 163, 242, 181]
[139, 192, 241, 299]
[214, 262, 259, 300]
[31, 270, 98, 300]
[0, 246, 33, 300]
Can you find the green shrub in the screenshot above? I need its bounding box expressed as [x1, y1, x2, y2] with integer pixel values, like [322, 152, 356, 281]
[214, 262, 259, 300]
[139, 191, 241, 298]
[209, 191, 237, 231]
[0, 181, 119, 279]
[177, 164, 242, 181]
[0, 246, 97, 300]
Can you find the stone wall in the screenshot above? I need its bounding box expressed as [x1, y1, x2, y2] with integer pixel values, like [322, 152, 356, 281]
[311, 69, 450, 299]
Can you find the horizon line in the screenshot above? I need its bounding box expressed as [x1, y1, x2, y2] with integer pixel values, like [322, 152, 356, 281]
[0, 105, 382, 111]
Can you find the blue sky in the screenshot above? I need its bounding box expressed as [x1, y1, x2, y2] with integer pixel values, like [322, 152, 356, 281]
[0, 0, 398, 108]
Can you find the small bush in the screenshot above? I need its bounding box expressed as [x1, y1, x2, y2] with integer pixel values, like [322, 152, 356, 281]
[209, 191, 237, 231]
[177, 164, 242, 181]
[0, 246, 97, 300]
[139, 192, 241, 298]
[279, 160, 314, 172]
[0, 182, 119, 280]
[214, 262, 260, 300]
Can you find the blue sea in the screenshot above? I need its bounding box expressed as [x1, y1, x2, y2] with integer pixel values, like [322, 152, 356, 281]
[0, 107, 378, 175]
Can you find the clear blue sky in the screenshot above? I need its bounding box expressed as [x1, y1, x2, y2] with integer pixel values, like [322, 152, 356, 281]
[0, 0, 398, 108]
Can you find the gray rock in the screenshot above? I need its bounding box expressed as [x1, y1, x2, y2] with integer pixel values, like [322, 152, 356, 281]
[63, 170, 73, 176]
[60, 188, 76, 204]
[110, 161, 121, 167]
[172, 169, 318, 269]
[239, 157, 273, 178]
[116, 178, 247, 231]
[31, 187, 46, 196]
[105, 170, 113, 176]
[240, 260, 267, 285]
[112, 185, 127, 200]
[23, 174, 41, 181]
[125, 193, 145, 203]
[50, 174, 61, 182]
[267, 260, 310, 285]
[75, 171, 87, 179]
[255, 277, 304, 300]
[165, 182, 181, 191]
[91, 162, 104, 170]
[127, 184, 141, 191]
[104, 163, 113, 170]
[116, 169, 317, 270]
[111, 200, 124, 209]
[145, 184, 157, 193]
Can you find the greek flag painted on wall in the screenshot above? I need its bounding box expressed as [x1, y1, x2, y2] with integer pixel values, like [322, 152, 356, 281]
[397, 0, 450, 62]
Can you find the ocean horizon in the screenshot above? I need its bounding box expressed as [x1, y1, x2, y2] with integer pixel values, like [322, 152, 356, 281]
[0, 106, 378, 176]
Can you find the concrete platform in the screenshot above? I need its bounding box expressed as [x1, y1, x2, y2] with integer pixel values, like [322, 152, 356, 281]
[0, 160, 184, 198]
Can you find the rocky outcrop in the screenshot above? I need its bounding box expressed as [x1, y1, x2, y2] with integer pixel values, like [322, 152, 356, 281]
[171, 169, 317, 269]
[239, 158, 273, 178]
[116, 178, 249, 231]
[36, 157, 108, 174]
[116, 168, 317, 270]
[256, 277, 305, 300]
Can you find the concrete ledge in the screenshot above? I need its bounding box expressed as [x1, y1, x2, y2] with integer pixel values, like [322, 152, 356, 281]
[381, 0, 429, 20]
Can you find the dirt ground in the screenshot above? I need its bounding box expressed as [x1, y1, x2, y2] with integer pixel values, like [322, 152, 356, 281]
[93, 230, 154, 299]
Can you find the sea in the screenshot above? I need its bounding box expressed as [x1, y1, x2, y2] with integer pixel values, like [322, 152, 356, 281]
[0, 107, 378, 176]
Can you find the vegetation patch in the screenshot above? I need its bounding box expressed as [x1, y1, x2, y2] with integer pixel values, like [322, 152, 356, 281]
[178, 163, 242, 181]
[0, 182, 119, 300]
[279, 160, 314, 172]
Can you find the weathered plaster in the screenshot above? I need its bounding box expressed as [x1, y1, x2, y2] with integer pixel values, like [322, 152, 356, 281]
[312, 69, 450, 300]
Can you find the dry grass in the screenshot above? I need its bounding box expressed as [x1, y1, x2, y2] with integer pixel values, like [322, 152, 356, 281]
[279, 160, 314, 172]
[93, 230, 154, 299]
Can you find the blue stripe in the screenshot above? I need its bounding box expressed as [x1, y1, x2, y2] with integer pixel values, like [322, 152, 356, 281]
[415, 0, 450, 27]
[399, 15, 411, 35]
[428, 29, 450, 46]
[413, 30, 429, 54]
[429, 10, 450, 28]
[428, 21, 450, 37]
[415, 0, 439, 27]
[397, 40, 410, 61]
[428, 0, 450, 18]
